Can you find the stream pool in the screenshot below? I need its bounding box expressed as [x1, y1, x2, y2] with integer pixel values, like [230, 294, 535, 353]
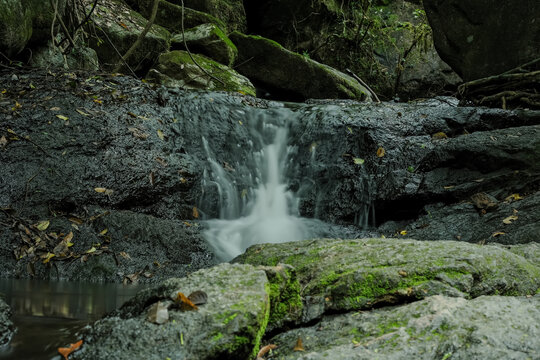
[0, 279, 144, 360]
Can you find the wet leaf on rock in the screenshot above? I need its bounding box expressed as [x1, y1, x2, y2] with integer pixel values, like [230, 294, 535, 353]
[187, 290, 208, 305]
[157, 129, 165, 140]
[128, 127, 149, 140]
[293, 337, 305, 351]
[376, 147, 385, 157]
[492, 231, 505, 237]
[192, 207, 199, 219]
[256, 344, 277, 360]
[502, 215, 518, 224]
[173, 292, 198, 311]
[147, 301, 170, 324]
[35, 220, 50, 231]
[504, 193, 523, 202]
[431, 132, 448, 139]
[353, 158, 365, 165]
[41, 252, 55, 264]
[399, 230, 407, 235]
[58, 339, 83, 360]
[56, 115, 69, 121]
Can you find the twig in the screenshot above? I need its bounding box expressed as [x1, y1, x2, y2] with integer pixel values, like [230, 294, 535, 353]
[97, 26, 136, 77]
[345, 68, 380, 103]
[501, 58, 540, 75]
[180, 0, 225, 86]
[25, 164, 44, 201]
[113, 0, 159, 73]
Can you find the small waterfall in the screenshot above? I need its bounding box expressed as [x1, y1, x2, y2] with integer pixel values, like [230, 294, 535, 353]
[201, 112, 308, 261]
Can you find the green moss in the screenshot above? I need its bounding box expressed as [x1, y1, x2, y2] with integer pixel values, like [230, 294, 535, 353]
[211, 332, 224, 341]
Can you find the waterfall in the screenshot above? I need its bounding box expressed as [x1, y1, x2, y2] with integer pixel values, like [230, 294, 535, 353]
[200, 111, 308, 261]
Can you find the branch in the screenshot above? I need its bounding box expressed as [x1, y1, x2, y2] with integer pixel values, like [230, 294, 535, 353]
[113, 0, 160, 73]
[345, 68, 380, 103]
[180, 0, 224, 86]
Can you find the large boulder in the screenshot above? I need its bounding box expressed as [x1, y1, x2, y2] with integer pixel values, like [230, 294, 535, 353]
[0, 0, 33, 57]
[172, 0, 247, 32]
[72, 263, 271, 360]
[424, 0, 540, 81]
[268, 295, 540, 359]
[171, 23, 237, 66]
[229, 32, 371, 101]
[86, 0, 170, 73]
[147, 50, 255, 96]
[235, 238, 540, 321]
[130, 0, 226, 33]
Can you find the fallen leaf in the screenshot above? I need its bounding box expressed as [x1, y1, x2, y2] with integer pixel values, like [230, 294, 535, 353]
[443, 185, 455, 190]
[75, 108, 90, 116]
[86, 246, 97, 254]
[192, 207, 199, 219]
[94, 187, 107, 193]
[93, 99, 102, 104]
[155, 157, 168, 166]
[119, 251, 131, 259]
[68, 217, 84, 225]
[398, 270, 407, 277]
[504, 193, 523, 202]
[99, 228, 108, 235]
[293, 337, 305, 351]
[42, 252, 55, 264]
[56, 114, 69, 121]
[12, 101, 22, 111]
[502, 215, 518, 224]
[492, 231, 505, 237]
[35, 220, 50, 231]
[187, 290, 208, 305]
[256, 344, 277, 360]
[0, 136, 7, 148]
[157, 130, 165, 140]
[431, 132, 448, 139]
[399, 230, 407, 235]
[353, 158, 365, 165]
[58, 339, 83, 360]
[149, 172, 155, 186]
[173, 292, 198, 311]
[376, 147, 385, 157]
[128, 127, 149, 140]
[49, 106, 61, 111]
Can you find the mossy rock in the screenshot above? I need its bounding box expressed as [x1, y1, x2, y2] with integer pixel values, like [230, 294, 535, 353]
[229, 32, 370, 101]
[169, 0, 247, 32]
[171, 23, 237, 66]
[73, 263, 271, 360]
[0, 0, 33, 57]
[147, 50, 255, 96]
[135, 0, 227, 34]
[86, 0, 170, 73]
[235, 238, 540, 321]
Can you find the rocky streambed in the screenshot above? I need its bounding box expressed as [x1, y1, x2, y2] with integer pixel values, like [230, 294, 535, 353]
[0, 69, 539, 358]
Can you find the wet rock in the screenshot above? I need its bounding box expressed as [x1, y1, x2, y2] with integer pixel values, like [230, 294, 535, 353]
[424, 0, 540, 80]
[0, 297, 14, 347]
[235, 238, 540, 321]
[147, 50, 255, 95]
[0, 0, 33, 57]
[86, 0, 170, 73]
[72, 263, 270, 360]
[171, 23, 238, 66]
[229, 32, 371, 102]
[268, 295, 540, 359]
[30, 40, 99, 71]
[131, 0, 227, 34]
[177, 0, 246, 32]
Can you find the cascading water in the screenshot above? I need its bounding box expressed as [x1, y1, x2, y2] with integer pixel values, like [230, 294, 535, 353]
[201, 112, 308, 261]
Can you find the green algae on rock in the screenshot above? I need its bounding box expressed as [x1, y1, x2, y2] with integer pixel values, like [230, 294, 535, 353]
[267, 294, 540, 359]
[147, 50, 255, 96]
[235, 238, 540, 320]
[172, 23, 238, 66]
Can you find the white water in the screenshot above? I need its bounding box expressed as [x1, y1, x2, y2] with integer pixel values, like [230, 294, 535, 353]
[201, 116, 308, 261]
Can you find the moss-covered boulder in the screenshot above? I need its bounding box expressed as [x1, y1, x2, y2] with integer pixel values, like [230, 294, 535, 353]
[170, 0, 247, 32]
[269, 295, 540, 359]
[86, 0, 170, 73]
[30, 40, 99, 70]
[229, 32, 371, 101]
[72, 263, 270, 360]
[235, 238, 540, 321]
[147, 50, 255, 96]
[171, 23, 237, 66]
[132, 0, 226, 34]
[0, 0, 33, 57]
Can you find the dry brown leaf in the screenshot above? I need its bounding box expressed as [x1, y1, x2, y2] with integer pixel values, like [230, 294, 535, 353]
[173, 292, 198, 311]
[431, 132, 448, 139]
[192, 207, 199, 219]
[256, 344, 277, 359]
[128, 127, 149, 140]
[293, 337, 305, 351]
[398, 270, 407, 277]
[58, 339, 83, 360]
[376, 147, 385, 158]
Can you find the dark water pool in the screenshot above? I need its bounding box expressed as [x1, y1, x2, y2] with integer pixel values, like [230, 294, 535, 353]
[0, 279, 144, 360]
